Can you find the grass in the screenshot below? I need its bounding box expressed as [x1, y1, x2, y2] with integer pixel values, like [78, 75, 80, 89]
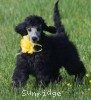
[0, 0, 91, 99]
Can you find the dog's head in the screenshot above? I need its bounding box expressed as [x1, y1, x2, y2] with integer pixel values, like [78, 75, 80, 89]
[15, 16, 56, 43]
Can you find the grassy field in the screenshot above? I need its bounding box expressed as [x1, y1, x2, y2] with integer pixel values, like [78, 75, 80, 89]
[0, 0, 91, 100]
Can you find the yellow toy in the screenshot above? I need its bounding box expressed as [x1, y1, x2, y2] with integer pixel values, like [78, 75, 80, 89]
[20, 35, 42, 54]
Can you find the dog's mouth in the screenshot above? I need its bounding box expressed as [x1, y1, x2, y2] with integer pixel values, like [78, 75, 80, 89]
[29, 37, 42, 52]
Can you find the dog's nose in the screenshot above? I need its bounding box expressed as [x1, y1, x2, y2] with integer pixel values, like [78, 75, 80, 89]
[32, 37, 37, 42]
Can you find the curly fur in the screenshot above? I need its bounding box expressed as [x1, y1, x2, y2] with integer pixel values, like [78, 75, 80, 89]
[12, 1, 86, 89]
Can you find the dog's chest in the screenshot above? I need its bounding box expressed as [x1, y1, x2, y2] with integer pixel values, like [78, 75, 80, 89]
[28, 50, 51, 68]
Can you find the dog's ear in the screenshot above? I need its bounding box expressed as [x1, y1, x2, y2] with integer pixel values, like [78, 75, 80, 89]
[15, 22, 27, 36]
[44, 26, 56, 33]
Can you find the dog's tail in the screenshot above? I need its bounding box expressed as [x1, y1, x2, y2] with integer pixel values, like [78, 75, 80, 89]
[54, 0, 66, 36]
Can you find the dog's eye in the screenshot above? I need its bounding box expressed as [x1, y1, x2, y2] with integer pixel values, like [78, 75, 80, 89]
[28, 28, 31, 32]
[37, 28, 41, 31]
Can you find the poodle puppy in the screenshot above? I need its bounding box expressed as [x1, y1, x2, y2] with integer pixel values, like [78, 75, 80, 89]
[12, 1, 86, 90]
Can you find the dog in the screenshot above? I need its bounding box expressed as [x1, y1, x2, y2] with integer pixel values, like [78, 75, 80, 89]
[12, 1, 86, 90]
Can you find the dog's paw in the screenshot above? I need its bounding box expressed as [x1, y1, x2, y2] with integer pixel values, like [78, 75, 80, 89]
[12, 81, 20, 93]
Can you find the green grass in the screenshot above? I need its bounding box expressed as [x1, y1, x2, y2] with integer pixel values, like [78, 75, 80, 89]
[0, 0, 91, 99]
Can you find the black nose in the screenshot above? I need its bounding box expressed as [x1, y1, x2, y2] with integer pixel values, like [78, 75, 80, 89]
[32, 37, 37, 42]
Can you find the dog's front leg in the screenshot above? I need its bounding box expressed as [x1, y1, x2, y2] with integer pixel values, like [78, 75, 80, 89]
[12, 55, 29, 92]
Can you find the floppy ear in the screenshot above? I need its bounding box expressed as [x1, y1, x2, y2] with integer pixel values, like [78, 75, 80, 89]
[44, 26, 56, 33]
[15, 22, 27, 36]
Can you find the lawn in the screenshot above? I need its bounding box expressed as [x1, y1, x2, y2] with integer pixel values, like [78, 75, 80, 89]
[0, 0, 91, 100]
